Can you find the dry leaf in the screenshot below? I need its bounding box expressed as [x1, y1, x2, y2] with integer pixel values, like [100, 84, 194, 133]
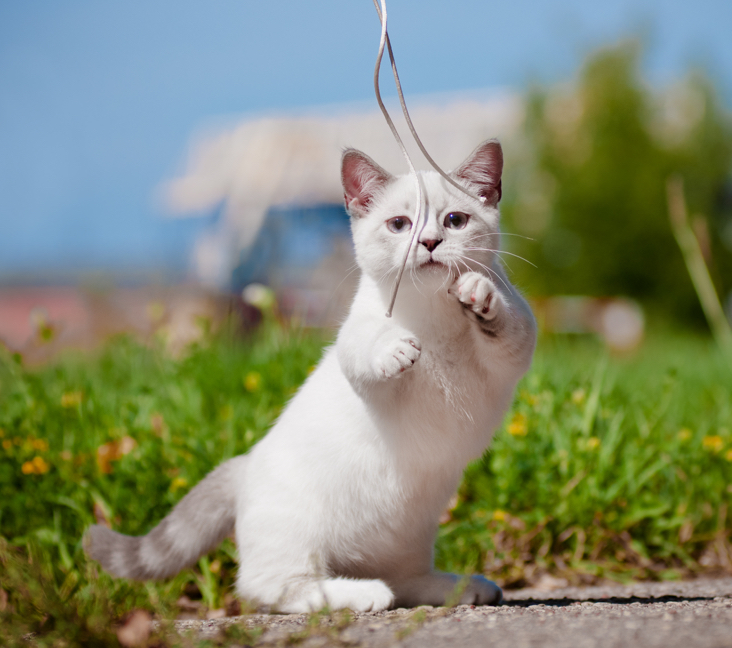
[176, 595, 202, 612]
[96, 436, 137, 474]
[150, 413, 166, 436]
[118, 435, 137, 455]
[533, 574, 569, 591]
[117, 609, 152, 647]
[93, 501, 111, 527]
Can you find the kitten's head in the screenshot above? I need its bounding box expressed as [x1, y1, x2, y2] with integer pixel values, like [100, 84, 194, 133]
[341, 140, 503, 288]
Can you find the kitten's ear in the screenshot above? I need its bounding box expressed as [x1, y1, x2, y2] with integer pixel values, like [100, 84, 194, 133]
[452, 139, 503, 206]
[341, 149, 392, 217]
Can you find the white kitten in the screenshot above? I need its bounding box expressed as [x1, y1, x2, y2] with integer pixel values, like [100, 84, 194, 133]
[86, 140, 536, 613]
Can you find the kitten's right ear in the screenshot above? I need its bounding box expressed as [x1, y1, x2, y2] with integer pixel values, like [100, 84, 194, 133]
[341, 149, 392, 217]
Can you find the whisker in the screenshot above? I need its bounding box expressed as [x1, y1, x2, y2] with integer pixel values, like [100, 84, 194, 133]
[456, 254, 512, 293]
[499, 232, 534, 240]
[332, 262, 362, 294]
[465, 248, 537, 268]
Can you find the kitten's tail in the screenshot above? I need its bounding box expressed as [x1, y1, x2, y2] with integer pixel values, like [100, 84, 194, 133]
[84, 455, 245, 580]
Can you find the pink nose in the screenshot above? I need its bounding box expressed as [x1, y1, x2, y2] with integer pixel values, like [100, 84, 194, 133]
[420, 239, 442, 253]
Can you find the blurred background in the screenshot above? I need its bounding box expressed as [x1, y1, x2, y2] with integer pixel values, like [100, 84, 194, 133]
[2, 4, 732, 622]
[2, 0, 731, 358]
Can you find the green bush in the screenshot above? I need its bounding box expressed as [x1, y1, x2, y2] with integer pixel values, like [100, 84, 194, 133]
[502, 42, 732, 326]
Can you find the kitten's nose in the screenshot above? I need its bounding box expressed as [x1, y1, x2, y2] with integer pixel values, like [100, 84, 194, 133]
[420, 238, 442, 253]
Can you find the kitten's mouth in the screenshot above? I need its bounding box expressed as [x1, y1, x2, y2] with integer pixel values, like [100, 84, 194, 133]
[420, 259, 447, 270]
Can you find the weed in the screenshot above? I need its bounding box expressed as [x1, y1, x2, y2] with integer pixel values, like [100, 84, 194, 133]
[1, 321, 731, 645]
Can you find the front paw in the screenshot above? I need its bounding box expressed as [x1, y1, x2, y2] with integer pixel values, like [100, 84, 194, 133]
[372, 330, 421, 380]
[449, 272, 504, 321]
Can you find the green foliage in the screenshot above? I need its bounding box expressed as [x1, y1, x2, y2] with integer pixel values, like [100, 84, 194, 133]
[0, 322, 327, 645]
[503, 41, 732, 325]
[1, 319, 731, 643]
[437, 331, 732, 585]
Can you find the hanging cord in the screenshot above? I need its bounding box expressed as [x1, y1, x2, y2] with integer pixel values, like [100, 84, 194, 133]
[371, 0, 486, 317]
[372, 0, 424, 317]
[371, 0, 487, 206]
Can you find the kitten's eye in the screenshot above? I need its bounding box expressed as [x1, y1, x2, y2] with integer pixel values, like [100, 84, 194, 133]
[386, 217, 412, 233]
[444, 212, 469, 230]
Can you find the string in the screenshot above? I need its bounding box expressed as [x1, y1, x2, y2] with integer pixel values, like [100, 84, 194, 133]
[371, 0, 486, 205]
[371, 0, 486, 317]
[372, 0, 424, 318]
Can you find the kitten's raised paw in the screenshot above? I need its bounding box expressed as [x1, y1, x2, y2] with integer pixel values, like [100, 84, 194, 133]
[450, 272, 504, 321]
[373, 331, 421, 380]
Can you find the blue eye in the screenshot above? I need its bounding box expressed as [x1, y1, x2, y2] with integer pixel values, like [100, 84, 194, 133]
[387, 217, 412, 233]
[444, 212, 469, 230]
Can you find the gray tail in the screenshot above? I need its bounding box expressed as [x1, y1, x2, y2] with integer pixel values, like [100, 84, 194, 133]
[85, 455, 244, 580]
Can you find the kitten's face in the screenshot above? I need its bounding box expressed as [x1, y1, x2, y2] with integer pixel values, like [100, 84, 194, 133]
[341, 141, 503, 289]
[351, 173, 499, 287]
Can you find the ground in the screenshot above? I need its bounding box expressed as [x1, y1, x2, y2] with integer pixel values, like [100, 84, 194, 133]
[170, 577, 732, 647]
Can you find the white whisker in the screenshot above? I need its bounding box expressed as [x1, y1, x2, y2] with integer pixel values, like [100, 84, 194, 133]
[465, 248, 537, 268]
[456, 254, 512, 293]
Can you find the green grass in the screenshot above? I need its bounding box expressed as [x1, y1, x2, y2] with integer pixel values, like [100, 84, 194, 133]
[439, 331, 732, 586]
[1, 318, 731, 644]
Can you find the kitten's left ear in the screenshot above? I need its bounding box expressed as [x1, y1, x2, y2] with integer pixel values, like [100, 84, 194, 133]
[452, 139, 503, 206]
[341, 149, 393, 218]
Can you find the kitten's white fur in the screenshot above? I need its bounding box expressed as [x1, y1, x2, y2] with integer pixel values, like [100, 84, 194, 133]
[86, 140, 536, 613]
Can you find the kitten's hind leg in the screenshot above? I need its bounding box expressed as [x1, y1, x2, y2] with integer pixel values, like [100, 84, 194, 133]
[391, 572, 502, 608]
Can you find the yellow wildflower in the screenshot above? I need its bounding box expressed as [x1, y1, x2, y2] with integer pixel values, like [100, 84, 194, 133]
[209, 559, 221, 574]
[702, 435, 724, 453]
[2, 440, 12, 451]
[243, 372, 261, 392]
[677, 428, 692, 442]
[60, 450, 73, 461]
[170, 477, 188, 491]
[493, 510, 507, 522]
[0, 429, 4, 437]
[32, 439, 49, 452]
[571, 388, 586, 405]
[507, 413, 528, 436]
[586, 437, 600, 450]
[21, 456, 50, 475]
[32, 456, 49, 474]
[61, 391, 83, 408]
[725, 449, 732, 462]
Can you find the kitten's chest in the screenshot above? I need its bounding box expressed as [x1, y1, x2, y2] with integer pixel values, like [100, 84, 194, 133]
[414, 325, 488, 389]
[386, 328, 498, 436]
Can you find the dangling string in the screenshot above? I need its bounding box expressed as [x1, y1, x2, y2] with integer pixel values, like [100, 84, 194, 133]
[372, 0, 424, 317]
[371, 0, 486, 317]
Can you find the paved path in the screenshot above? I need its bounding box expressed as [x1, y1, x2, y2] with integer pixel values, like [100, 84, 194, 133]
[174, 577, 732, 647]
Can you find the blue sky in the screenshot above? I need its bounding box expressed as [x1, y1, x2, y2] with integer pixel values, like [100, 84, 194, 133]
[1, 0, 730, 281]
